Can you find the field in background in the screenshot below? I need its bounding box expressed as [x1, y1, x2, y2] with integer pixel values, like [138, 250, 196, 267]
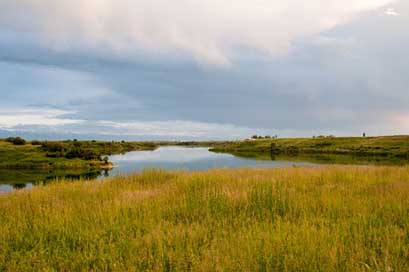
[210, 135, 409, 162]
[1, 166, 409, 270]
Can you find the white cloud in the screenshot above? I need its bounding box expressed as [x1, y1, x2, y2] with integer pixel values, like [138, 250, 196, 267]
[385, 8, 400, 16]
[0, 0, 396, 64]
[0, 108, 83, 128]
[0, 117, 280, 140]
[94, 120, 267, 138]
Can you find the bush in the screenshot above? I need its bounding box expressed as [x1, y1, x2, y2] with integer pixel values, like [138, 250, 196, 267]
[41, 142, 65, 152]
[5, 137, 26, 145]
[31, 140, 42, 145]
[81, 149, 99, 161]
[65, 148, 81, 159]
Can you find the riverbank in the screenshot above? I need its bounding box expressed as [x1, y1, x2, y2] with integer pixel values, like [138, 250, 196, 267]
[1, 135, 409, 171]
[209, 135, 409, 160]
[0, 139, 157, 170]
[1, 166, 408, 270]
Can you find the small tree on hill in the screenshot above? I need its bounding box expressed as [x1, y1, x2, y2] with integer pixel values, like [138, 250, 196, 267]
[103, 156, 109, 164]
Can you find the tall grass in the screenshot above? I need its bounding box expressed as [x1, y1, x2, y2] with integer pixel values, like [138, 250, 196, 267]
[1, 166, 409, 271]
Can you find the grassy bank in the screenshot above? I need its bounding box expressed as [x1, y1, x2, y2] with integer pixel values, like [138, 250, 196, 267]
[210, 135, 409, 161]
[1, 166, 409, 270]
[2, 136, 409, 170]
[0, 139, 157, 170]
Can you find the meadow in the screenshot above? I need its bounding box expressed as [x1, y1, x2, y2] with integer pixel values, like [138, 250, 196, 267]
[1, 166, 409, 271]
[0, 139, 157, 170]
[210, 135, 409, 159]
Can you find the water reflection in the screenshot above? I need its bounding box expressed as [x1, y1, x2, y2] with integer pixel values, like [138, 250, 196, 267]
[107, 146, 317, 176]
[2, 146, 407, 192]
[0, 169, 104, 193]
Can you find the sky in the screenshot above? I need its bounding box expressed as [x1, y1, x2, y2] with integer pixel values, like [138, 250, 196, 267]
[0, 0, 408, 140]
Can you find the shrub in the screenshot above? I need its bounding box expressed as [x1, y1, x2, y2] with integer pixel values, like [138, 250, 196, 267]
[5, 137, 26, 145]
[41, 142, 65, 152]
[103, 156, 109, 164]
[81, 149, 99, 161]
[65, 148, 81, 159]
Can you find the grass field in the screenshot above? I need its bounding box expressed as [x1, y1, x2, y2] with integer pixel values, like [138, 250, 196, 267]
[210, 135, 409, 161]
[1, 166, 409, 270]
[0, 140, 157, 170]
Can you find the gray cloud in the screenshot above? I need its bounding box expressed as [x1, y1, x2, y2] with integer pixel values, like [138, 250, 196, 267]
[0, 1, 408, 139]
[0, 0, 395, 64]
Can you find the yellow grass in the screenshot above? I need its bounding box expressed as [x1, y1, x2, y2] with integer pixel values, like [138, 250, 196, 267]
[1, 166, 409, 271]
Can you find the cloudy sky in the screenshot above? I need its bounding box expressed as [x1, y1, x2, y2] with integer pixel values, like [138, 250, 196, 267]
[0, 0, 408, 140]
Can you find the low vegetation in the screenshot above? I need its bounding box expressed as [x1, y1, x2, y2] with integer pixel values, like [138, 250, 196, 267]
[0, 139, 157, 170]
[1, 166, 409, 270]
[4, 137, 26, 146]
[2, 136, 409, 171]
[210, 135, 409, 161]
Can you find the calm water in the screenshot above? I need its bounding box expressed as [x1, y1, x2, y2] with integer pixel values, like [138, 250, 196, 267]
[108, 146, 317, 175]
[1, 146, 317, 192]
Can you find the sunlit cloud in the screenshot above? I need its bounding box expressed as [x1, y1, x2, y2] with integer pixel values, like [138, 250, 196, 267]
[0, 0, 396, 65]
[385, 8, 400, 16]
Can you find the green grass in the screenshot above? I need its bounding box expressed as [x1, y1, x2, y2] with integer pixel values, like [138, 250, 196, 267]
[0, 140, 157, 170]
[2, 136, 409, 171]
[209, 135, 409, 161]
[1, 166, 409, 270]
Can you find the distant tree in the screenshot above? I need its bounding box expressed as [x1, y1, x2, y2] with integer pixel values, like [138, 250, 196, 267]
[73, 141, 82, 147]
[42, 142, 65, 152]
[252, 135, 258, 139]
[6, 137, 26, 145]
[363, 132, 366, 137]
[81, 149, 99, 160]
[31, 140, 41, 145]
[65, 147, 81, 159]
